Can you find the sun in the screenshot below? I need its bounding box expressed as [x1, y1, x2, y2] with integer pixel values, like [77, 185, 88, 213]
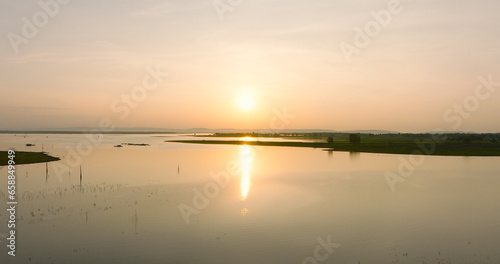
[238, 95, 254, 110]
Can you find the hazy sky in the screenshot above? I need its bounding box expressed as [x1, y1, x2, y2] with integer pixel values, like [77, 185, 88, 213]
[1, 0, 499, 132]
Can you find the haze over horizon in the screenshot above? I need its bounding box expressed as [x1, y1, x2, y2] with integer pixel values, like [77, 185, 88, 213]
[0, 126, 492, 135]
[1, 0, 499, 133]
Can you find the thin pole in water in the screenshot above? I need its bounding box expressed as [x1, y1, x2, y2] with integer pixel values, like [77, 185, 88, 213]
[79, 166, 82, 187]
[134, 209, 139, 233]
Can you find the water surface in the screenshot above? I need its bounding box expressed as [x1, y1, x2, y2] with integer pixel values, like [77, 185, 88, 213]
[0, 133, 499, 263]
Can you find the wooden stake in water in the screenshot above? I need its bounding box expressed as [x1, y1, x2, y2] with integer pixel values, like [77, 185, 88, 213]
[79, 166, 83, 187]
[45, 162, 48, 183]
[134, 209, 139, 232]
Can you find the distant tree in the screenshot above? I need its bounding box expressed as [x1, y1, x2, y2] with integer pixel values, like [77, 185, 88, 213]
[463, 136, 472, 144]
[327, 137, 333, 144]
[349, 134, 361, 144]
[492, 138, 497, 144]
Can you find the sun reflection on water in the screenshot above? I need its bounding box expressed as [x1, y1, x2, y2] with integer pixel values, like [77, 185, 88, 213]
[241, 208, 249, 216]
[240, 144, 252, 201]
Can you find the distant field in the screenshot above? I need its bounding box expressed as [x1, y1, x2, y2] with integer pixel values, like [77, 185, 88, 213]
[171, 132, 500, 156]
[0, 151, 60, 166]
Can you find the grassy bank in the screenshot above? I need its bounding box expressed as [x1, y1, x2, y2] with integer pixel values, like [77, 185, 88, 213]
[168, 139, 500, 156]
[0, 151, 60, 166]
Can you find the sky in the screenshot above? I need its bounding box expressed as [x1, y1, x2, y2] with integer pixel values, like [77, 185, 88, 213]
[0, 0, 499, 132]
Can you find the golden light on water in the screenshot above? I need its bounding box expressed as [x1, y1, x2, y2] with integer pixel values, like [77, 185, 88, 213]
[240, 145, 252, 200]
[241, 208, 249, 216]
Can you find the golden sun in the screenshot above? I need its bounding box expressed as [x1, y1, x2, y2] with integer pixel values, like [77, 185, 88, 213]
[238, 95, 254, 110]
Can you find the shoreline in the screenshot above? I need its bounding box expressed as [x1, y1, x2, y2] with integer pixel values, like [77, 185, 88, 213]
[167, 140, 500, 157]
[0, 151, 60, 166]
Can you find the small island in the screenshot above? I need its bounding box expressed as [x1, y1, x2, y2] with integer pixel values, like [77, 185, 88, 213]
[121, 143, 150, 146]
[0, 151, 60, 166]
[168, 132, 500, 157]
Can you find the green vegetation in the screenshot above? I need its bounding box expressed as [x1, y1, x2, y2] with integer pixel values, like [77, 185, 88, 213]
[0, 151, 60, 166]
[170, 132, 500, 156]
[349, 134, 361, 144]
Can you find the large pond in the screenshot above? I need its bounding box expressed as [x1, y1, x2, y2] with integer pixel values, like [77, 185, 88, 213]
[0, 133, 499, 263]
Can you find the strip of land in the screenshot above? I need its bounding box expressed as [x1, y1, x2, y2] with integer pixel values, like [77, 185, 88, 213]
[0, 151, 60, 166]
[168, 133, 500, 156]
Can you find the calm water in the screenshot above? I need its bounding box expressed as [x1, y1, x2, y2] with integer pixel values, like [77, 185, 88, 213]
[0, 133, 499, 263]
